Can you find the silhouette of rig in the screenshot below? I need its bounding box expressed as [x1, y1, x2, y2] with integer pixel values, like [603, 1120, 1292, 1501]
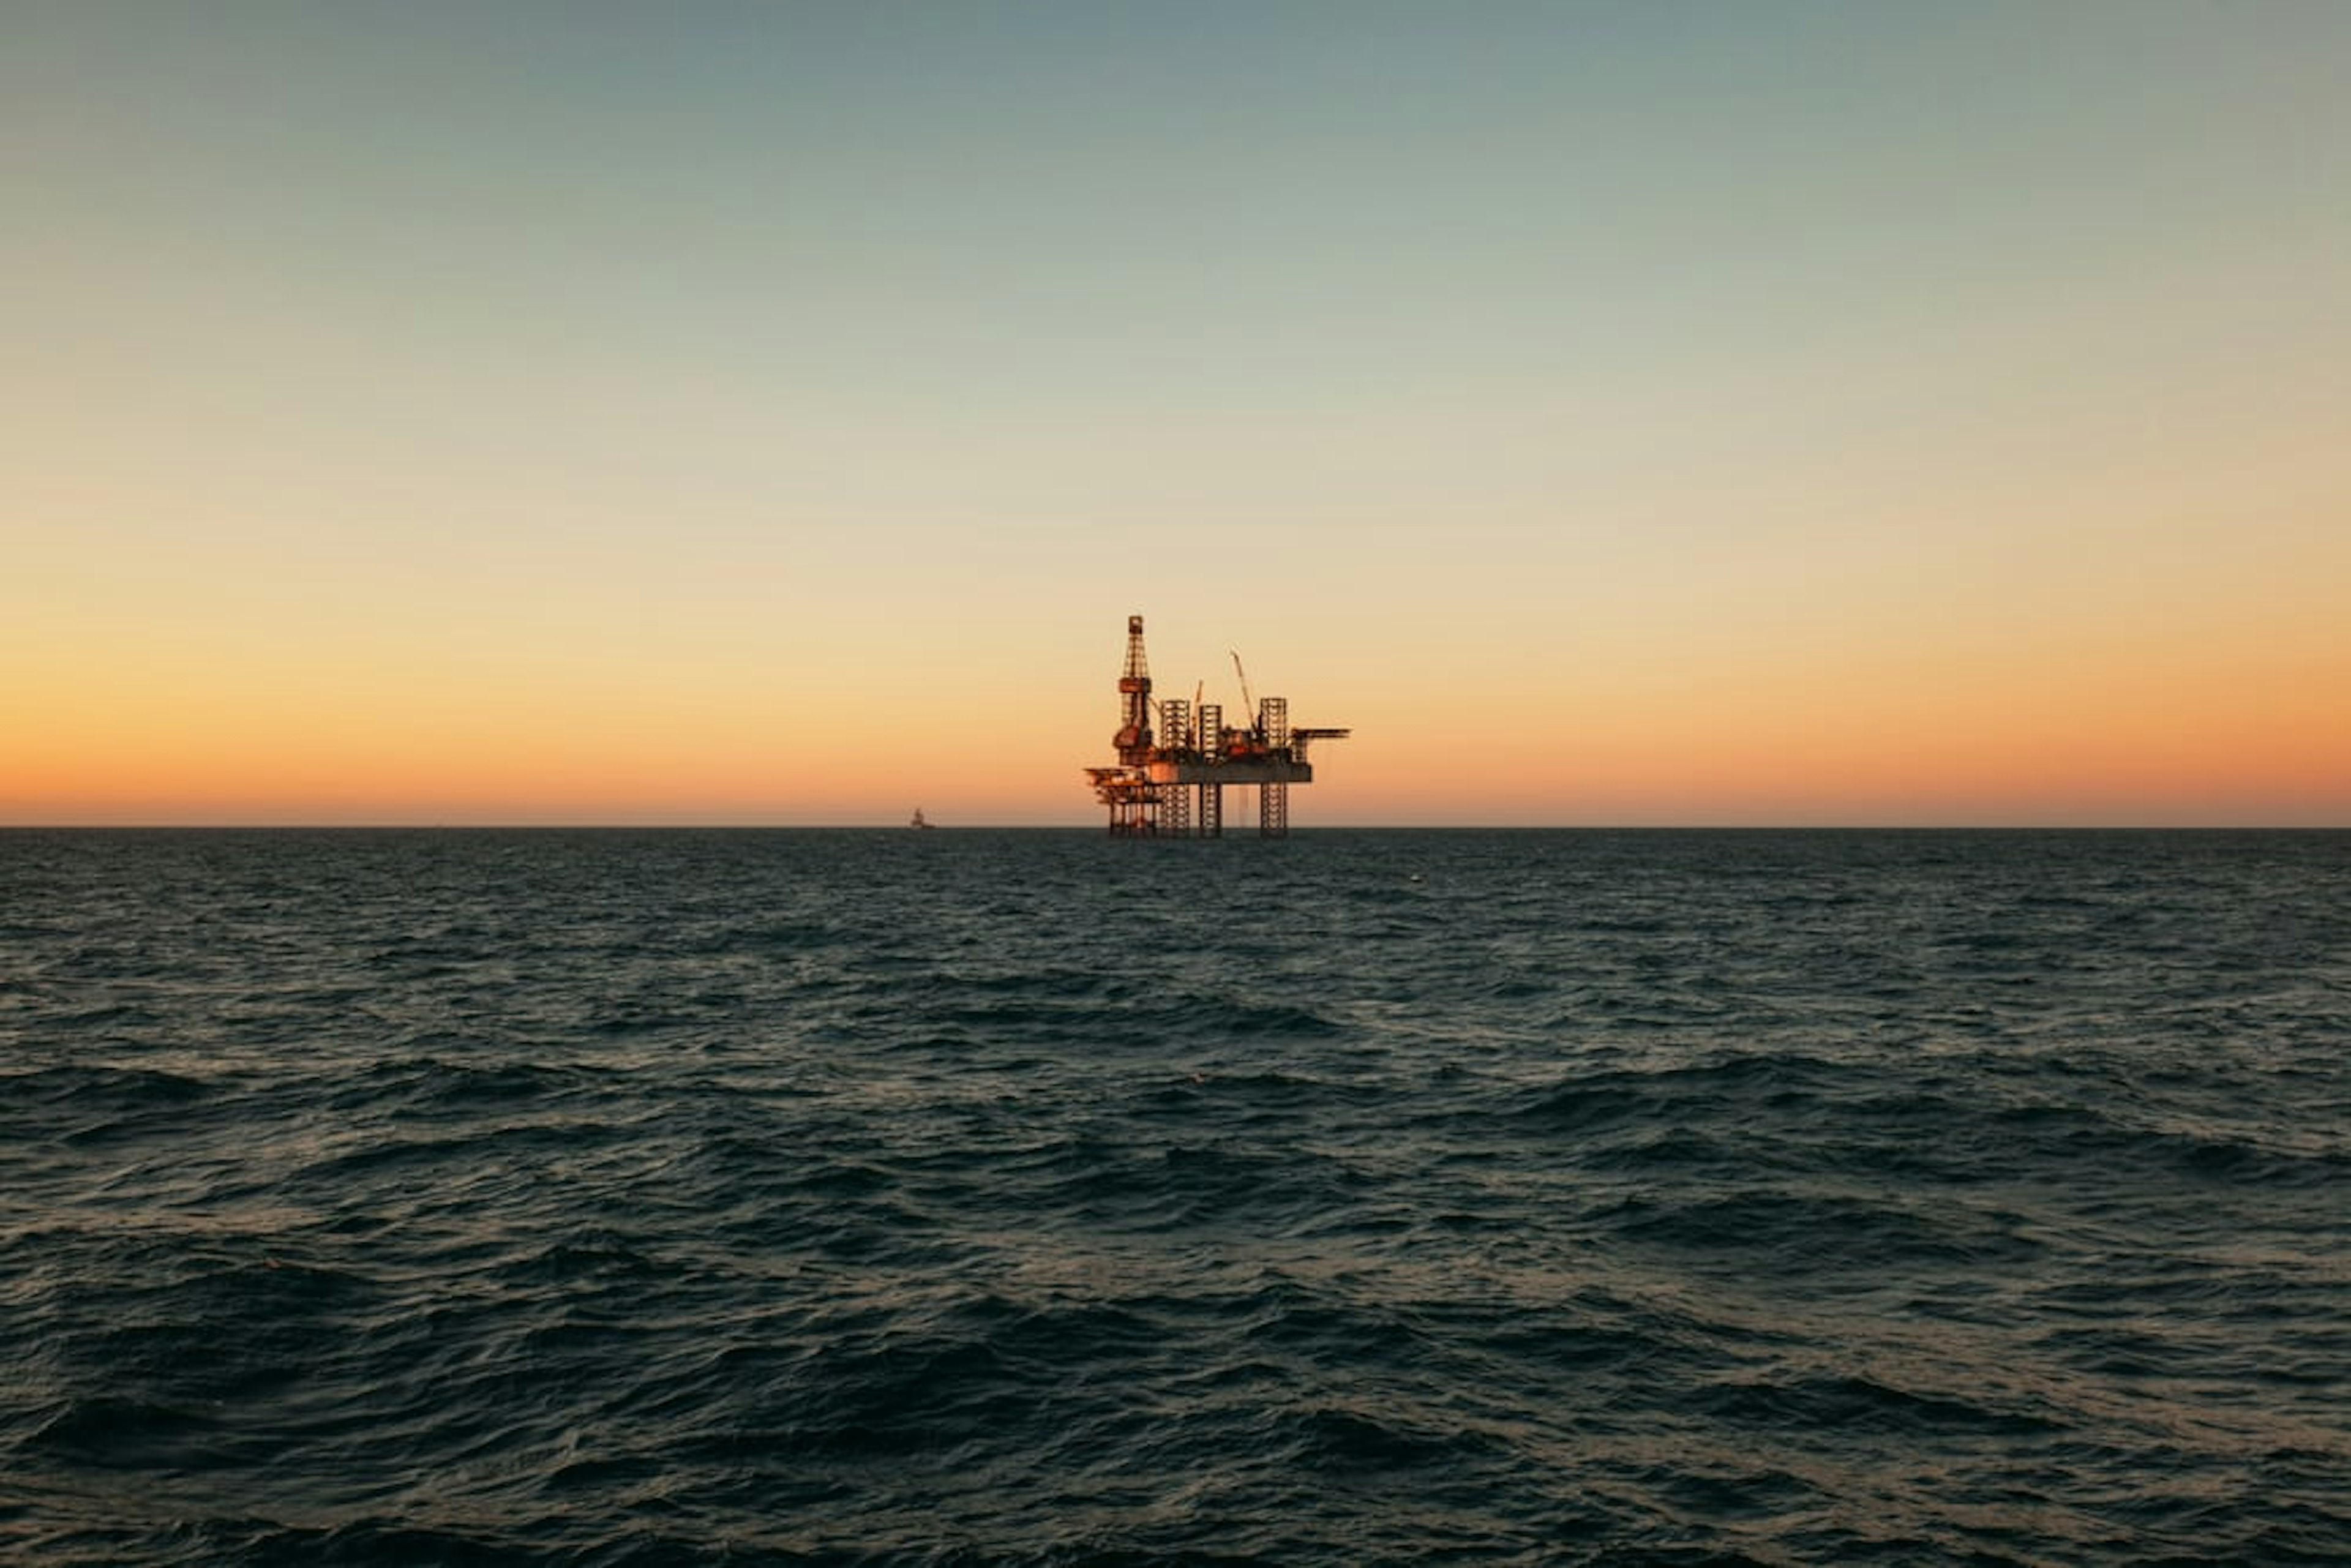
[1084, 615, 1350, 838]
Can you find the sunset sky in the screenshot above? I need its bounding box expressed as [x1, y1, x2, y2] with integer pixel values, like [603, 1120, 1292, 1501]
[9, 2, 2348, 825]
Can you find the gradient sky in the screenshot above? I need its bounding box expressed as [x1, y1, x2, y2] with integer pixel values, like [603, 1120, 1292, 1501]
[9, 2, 2347, 825]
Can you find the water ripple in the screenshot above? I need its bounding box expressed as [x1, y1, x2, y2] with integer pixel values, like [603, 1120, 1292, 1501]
[2, 828, 2347, 1564]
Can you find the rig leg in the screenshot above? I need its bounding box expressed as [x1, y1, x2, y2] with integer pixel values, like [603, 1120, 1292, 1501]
[1160, 782, 1190, 837]
[1260, 782, 1288, 838]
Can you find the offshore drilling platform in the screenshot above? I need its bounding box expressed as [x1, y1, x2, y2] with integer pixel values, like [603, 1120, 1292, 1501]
[1086, 615, 1350, 837]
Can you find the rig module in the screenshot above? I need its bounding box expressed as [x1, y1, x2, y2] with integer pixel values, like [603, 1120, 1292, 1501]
[1084, 614, 1350, 837]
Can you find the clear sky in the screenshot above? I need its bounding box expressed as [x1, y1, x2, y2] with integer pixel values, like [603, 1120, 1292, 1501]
[8, 2, 2347, 825]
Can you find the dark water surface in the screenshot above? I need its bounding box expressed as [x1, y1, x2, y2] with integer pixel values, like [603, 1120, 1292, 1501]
[4, 829, 2347, 1564]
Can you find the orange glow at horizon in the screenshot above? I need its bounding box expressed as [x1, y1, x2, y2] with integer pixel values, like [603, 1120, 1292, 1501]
[12, 618, 2345, 825]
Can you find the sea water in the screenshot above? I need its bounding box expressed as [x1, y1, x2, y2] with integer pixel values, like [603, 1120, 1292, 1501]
[3, 828, 2346, 1564]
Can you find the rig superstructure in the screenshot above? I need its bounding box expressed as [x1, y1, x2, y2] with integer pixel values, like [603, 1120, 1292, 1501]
[1085, 614, 1351, 837]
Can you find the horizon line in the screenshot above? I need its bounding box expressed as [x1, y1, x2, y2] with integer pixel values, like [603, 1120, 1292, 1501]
[4, 822, 2345, 833]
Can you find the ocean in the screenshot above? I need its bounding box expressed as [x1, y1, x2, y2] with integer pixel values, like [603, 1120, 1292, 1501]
[3, 828, 2346, 1565]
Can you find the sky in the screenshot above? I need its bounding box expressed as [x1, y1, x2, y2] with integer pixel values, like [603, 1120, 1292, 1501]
[7, 1, 2348, 826]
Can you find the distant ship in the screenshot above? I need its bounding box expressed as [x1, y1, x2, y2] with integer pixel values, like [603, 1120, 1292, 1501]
[910, 808, 935, 830]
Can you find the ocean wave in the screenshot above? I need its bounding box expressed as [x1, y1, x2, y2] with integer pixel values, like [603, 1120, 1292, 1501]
[6, 828, 2348, 1564]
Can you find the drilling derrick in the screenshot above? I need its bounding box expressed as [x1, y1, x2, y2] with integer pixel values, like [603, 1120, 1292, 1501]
[1090, 615, 1160, 835]
[1085, 613, 1349, 838]
[1115, 615, 1153, 764]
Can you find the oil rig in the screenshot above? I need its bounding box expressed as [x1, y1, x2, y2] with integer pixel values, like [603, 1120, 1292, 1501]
[1086, 614, 1350, 837]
